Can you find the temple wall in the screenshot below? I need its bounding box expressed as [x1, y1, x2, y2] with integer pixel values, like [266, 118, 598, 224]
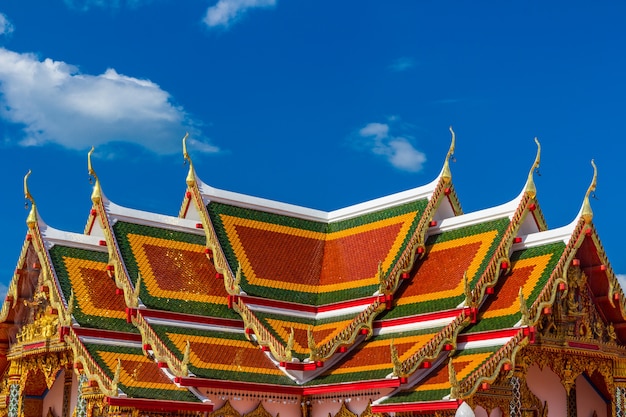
[42, 369, 65, 417]
[526, 364, 566, 417]
[575, 374, 607, 417]
[473, 406, 502, 417]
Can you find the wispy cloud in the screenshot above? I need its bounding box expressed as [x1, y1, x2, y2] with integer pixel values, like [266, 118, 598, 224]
[204, 0, 276, 28]
[0, 13, 14, 36]
[0, 47, 217, 154]
[63, 0, 149, 10]
[618, 274, 626, 290]
[355, 122, 426, 172]
[389, 57, 415, 72]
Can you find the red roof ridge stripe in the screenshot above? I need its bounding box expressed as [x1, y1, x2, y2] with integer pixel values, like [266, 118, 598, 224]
[105, 397, 213, 412]
[71, 327, 142, 342]
[374, 308, 467, 329]
[242, 294, 377, 315]
[138, 309, 243, 329]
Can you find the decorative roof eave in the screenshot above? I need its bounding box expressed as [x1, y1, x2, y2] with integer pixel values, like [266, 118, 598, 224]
[399, 309, 471, 377]
[371, 399, 461, 414]
[130, 309, 189, 377]
[175, 374, 401, 396]
[12, 171, 75, 332]
[64, 326, 120, 397]
[105, 397, 213, 413]
[85, 148, 142, 310]
[0, 234, 33, 322]
[457, 329, 528, 399]
[470, 139, 547, 307]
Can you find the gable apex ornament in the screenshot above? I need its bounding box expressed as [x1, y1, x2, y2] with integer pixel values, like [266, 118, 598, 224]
[24, 170, 38, 228]
[87, 147, 103, 204]
[524, 137, 541, 198]
[182, 132, 196, 186]
[581, 159, 597, 224]
[441, 126, 456, 184]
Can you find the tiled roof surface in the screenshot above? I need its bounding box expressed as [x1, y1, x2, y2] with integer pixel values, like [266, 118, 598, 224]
[380, 346, 500, 404]
[380, 218, 510, 319]
[49, 245, 135, 332]
[466, 241, 565, 333]
[113, 221, 237, 319]
[84, 342, 198, 401]
[311, 328, 444, 385]
[253, 311, 355, 360]
[148, 324, 296, 385]
[208, 200, 427, 306]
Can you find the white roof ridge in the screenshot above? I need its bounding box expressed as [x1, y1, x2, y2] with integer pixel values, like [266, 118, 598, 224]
[511, 214, 580, 250]
[197, 173, 441, 223]
[433, 188, 525, 233]
[104, 199, 204, 234]
[40, 223, 107, 252]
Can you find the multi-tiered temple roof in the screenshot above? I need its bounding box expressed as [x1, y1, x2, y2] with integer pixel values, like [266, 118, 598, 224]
[1, 131, 625, 416]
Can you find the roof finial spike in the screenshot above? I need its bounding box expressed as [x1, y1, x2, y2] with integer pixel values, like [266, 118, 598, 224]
[87, 147, 102, 204]
[524, 137, 541, 198]
[581, 159, 597, 224]
[441, 126, 456, 184]
[182, 132, 196, 186]
[24, 170, 38, 228]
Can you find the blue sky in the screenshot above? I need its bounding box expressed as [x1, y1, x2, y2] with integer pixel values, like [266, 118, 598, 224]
[1, 1, 625, 296]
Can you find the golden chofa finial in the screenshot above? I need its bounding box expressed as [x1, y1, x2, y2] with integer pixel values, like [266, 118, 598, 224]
[87, 147, 102, 204]
[441, 126, 456, 184]
[182, 132, 195, 186]
[524, 138, 541, 198]
[581, 159, 597, 224]
[24, 170, 38, 229]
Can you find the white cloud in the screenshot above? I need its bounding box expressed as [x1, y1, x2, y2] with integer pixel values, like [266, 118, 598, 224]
[63, 0, 148, 10]
[617, 274, 626, 290]
[356, 122, 426, 172]
[0, 13, 14, 36]
[0, 48, 217, 154]
[204, 0, 276, 28]
[389, 57, 415, 72]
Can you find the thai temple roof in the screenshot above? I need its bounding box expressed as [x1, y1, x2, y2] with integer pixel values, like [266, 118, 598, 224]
[2, 131, 625, 415]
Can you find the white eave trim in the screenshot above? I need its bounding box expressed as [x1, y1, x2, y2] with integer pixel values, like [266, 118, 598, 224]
[197, 174, 441, 223]
[104, 199, 204, 234]
[40, 223, 107, 252]
[511, 215, 579, 251]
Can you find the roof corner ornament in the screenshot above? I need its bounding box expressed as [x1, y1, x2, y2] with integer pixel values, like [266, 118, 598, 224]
[87, 147, 103, 204]
[181, 340, 191, 375]
[61, 289, 75, 327]
[581, 159, 597, 224]
[230, 262, 242, 295]
[377, 261, 386, 293]
[448, 358, 460, 400]
[390, 338, 402, 377]
[519, 287, 530, 326]
[307, 326, 319, 361]
[463, 271, 475, 308]
[111, 358, 121, 394]
[524, 137, 541, 199]
[130, 272, 142, 308]
[441, 126, 456, 184]
[24, 170, 38, 229]
[182, 132, 196, 187]
[285, 327, 295, 362]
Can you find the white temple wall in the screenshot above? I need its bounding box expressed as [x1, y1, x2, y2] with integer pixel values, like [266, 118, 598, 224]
[42, 369, 65, 417]
[575, 374, 607, 417]
[526, 364, 566, 417]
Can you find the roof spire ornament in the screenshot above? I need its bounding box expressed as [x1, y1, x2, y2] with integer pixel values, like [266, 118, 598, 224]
[182, 132, 196, 186]
[24, 170, 38, 228]
[524, 138, 541, 198]
[87, 147, 102, 204]
[581, 159, 597, 224]
[519, 287, 530, 326]
[448, 358, 460, 400]
[441, 126, 456, 184]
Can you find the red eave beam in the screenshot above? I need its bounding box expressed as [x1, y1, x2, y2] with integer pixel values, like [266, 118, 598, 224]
[175, 377, 401, 396]
[175, 377, 302, 395]
[106, 397, 213, 412]
[302, 379, 401, 395]
[371, 399, 460, 413]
